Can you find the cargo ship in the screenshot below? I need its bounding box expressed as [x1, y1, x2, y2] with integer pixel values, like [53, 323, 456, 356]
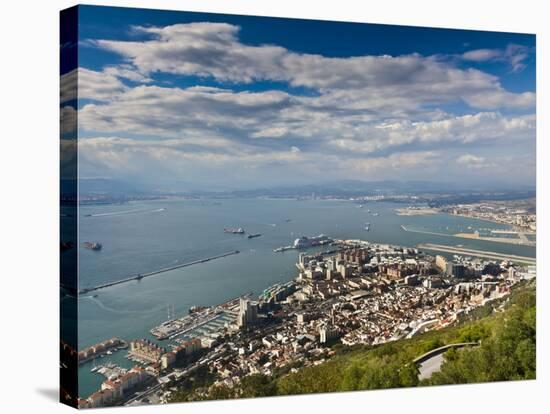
[83, 242, 102, 251]
[224, 227, 245, 234]
[247, 233, 262, 239]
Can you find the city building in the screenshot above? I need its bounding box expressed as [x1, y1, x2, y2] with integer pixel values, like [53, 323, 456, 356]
[319, 325, 340, 344]
[446, 263, 466, 278]
[435, 255, 448, 272]
[129, 339, 165, 364]
[237, 298, 258, 329]
[79, 366, 150, 408]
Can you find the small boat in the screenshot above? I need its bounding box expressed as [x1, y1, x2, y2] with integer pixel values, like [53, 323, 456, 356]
[83, 241, 102, 251]
[224, 227, 245, 234]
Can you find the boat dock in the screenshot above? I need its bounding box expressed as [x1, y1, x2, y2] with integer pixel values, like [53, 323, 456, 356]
[150, 292, 253, 340]
[79, 250, 240, 294]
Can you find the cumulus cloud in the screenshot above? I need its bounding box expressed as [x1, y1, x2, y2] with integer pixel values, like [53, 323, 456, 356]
[60, 68, 128, 102]
[93, 23, 288, 83]
[91, 23, 534, 110]
[70, 22, 535, 187]
[60, 105, 77, 135]
[103, 64, 153, 83]
[60, 69, 77, 104]
[78, 81, 535, 158]
[79, 85, 295, 138]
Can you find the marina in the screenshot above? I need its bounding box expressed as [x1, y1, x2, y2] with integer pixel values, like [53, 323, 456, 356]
[92, 363, 128, 380]
[150, 293, 252, 340]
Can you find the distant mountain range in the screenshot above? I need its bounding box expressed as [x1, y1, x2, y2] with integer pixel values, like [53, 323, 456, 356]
[64, 177, 535, 200]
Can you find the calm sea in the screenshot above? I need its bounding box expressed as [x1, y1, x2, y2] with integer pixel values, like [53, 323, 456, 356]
[70, 198, 535, 397]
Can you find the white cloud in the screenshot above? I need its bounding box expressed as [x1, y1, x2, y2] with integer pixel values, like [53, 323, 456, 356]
[78, 135, 305, 170]
[60, 68, 128, 102]
[462, 49, 502, 62]
[462, 44, 531, 72]
[79, 84, 295, 138]
[91, 23, 535, 110]
[457, 153, 486, 166]
[464, 90, 535, 109]
[78, 80, 535, 150]
[350, 151, 441, 174]
[505, 44, 531, 72]
[61, 66, 154, 104]
[103, 64, 153, 83]
[71, 23, 535, 187]
[78, 68, 129, 101]
[60, 69, 77, 104]
[60, 105, 77, 135]
[94, 23, 288, 83]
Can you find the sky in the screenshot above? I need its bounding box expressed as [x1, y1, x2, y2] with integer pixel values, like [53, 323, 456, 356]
[60, 5, 536, 191]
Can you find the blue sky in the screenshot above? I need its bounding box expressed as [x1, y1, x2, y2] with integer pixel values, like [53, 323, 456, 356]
[61, 5, 536, 191]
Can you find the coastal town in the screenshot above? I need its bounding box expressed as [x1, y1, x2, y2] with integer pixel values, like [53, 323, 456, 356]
[442, 201, 536, 232]
[77, 237, 536, 408]
[396, 199, 536, 247]
[396, 199, 536, 233]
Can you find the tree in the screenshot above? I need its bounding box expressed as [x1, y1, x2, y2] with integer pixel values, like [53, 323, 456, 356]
[207, 384, 235, 400]
[239, 374, 277, 398]
[425, 297, 536, 385]
[340, 364, 365, 391]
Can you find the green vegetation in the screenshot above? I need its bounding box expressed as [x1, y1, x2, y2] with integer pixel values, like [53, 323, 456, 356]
[425, 290, 536, 385]
[170, 282, 535, 403]
[166, 365, 216, 402]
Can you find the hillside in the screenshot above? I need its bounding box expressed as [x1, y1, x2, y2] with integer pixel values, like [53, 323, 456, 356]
[170, 281, 536, 401]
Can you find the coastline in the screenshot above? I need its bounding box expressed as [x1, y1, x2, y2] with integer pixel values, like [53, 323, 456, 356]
[77, 198, 536, 399]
